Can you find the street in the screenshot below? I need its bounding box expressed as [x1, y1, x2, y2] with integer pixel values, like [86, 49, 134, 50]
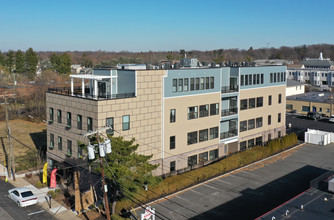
[0, 181, 57, 220]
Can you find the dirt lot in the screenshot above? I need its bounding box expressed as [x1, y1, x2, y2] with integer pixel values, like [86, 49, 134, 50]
[0, 119, 46, 171]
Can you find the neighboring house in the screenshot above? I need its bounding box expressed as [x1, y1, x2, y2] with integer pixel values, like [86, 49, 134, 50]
[117, 64, 146, 70]
[180, 58, 198, 68]
[71, 65, 83, 74]
[287, 53, 334, 87]
[254, 59, 293, 66]
[46, 65, 286, 175]
[286, 92, 334, 116]
[286, 79, 306, 97]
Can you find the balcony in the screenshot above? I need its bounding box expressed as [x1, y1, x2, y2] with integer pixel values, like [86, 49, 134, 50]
[220, 129, 238, 140]
[221, 86, 239, 94]
[47, 87, 135, 100]
[221, 107, 238, 117]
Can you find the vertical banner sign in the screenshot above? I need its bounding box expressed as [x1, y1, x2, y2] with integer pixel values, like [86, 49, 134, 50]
[43, 163, 48, 183]
[50, 168, 57, 188]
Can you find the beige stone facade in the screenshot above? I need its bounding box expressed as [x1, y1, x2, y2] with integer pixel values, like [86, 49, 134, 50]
[286, 99, 334, 117]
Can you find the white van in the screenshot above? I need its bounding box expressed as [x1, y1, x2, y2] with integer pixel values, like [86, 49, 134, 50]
[329, 115, 334, 123]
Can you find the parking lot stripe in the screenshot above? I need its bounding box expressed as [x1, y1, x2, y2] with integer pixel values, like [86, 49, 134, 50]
[27, 210, 45, 216]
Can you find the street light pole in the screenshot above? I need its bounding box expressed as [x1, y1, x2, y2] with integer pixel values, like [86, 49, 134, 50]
[100, 156, 111, 220]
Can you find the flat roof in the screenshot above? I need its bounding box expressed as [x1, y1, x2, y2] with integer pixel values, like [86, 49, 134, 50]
[287, 92, 334, 104]
[287, 79, 306, 87]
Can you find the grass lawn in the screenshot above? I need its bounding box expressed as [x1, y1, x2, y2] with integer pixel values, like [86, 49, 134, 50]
[0, 119, 46, 172]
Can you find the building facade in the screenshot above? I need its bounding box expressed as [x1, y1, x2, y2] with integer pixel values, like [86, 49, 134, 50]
[46, 65, 286, 175]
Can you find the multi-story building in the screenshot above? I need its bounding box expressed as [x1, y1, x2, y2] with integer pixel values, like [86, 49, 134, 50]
[46, 65, 286, 175]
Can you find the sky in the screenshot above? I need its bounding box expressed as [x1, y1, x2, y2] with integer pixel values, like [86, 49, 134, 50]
[1, 0, 334, 52]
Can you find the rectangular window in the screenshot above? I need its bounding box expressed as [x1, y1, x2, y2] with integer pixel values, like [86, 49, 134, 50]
[170, 161, 176, 172]
[257, 74, 260, 84]
[78, 143, 83, 158]
[256, 117, 263, 128]
[49, 107, 54, 121]
[77, 114, 82, 130]
[122, 115, 130, 130]
[268, 115, 271, 125]
[245, 75, 249, 85]
[87, 117, 93, 131]
[277, 72, 280, 82]
[187, 131, 198, 145]
[240, 120, 247, 132]
[67, 140, 72, 156]
[170, 136, 175, 150]
[249, 98, 255, 109]
[253, 74, 256, 85]
[170, 109, 176, 123]
[268, 95, 272, 105]
[106, 117, 114, 135]
[57, 109, 62, 123]
[199, 105, 209, 117]
[184, 78, 189, 91]
[240, 141, 247, 151]
[278, 94, 282, 104]
[196, 78, 200, 90]
[178, 78, 183, 92]
[67, 112, 71, 127]
[256, 136, 262, 146]
[199, 129, 208, 142]
[274, 72, 277, 82]
[248, 139, 255, 148]
[278, 113, 281, 123]
[270, 73, 273, 83]
[58, 136, 62, 150]
[261, 74, 264, 84]
[209, 127, 218, 139]
[256, 97, 263, 107]
[302, 106, 310, 112]
[248, 119, 255, 130]
[240, 99, 248, 110]
[210, 77, 214, 89]
[50, 133, 54, 149]
[281, 72, 284, 82]
[199, 152, 208, 163]
[210, 103, 219, 115]
[249, 74, 252, 85]
[206, 77, 210, 89]
[209, 149, 218, 160]
[241, 75, 244, 86]
[172, 79, 177, 92]
[190, 78, 195, 91]
[188, 155, 197, 167]
[200, 77, 205, 90]
[188, 106, 198, 119]
[278, 131, 281, 138]
[286, 104, 293, 110]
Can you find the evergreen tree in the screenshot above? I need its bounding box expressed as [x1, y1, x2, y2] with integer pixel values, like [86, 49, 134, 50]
[59, 53, 72, 74]
[81, 53, 93, 68]
[15, 50, 25, 73]
[0, 51, 5, 66]
[6, 50, 15, 73]
[25, 47, 38, 74]
[50, 52, 60, 72]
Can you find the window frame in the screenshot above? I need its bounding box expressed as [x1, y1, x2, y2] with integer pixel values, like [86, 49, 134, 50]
[249, 98, 256, 109]
[106, 117, 114, 135]
[188, 106, 198, 120]
[199, 104, 209, 117]
[49, 107, 54, 122]
[187, 131, 198, 145]
[77, 114, 82, 130]
[240, 99, 248, 110]
[50, 133, 54, 149]
[210, 103, 219, 115]
[122, 115, 130, 131]
[58, 136, 62, 150]
[67, 112, 71, 127]
[240, 120, 247, 132]
[248, 119, 255, 130]
[172, 79, 177, 93]
[57, 109, 62, 123]
[199, 129, 208, 142]
[67, 140, 72, 156]
[256, 97, 263, 108]
[170, 109, 176, 123]
[87, 117, 93, 131]
[209, 127, 218, 139]
[170, 136, 175, 150]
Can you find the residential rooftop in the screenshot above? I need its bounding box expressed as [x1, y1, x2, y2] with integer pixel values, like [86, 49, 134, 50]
[287, 79, 306, 87]
[287, 91, 334, 104]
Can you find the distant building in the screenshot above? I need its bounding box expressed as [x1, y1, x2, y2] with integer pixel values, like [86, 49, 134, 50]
[117, 64, 146, 70]
[180, 58, 198, 68]
[254, 59, 293, 66]
[71, 65, 83, 74]
[286, 79, 306, 97]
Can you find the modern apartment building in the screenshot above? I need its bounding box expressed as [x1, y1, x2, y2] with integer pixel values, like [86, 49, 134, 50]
[46, 65, 286, 175]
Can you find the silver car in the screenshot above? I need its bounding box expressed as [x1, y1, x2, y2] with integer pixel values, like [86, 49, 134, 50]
[8, 187, 38, 207]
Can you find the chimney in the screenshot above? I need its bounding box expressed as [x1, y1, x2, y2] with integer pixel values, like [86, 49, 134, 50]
[320, 52, 323, 60]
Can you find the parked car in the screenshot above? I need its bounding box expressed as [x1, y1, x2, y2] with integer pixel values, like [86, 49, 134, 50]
[307, 112, 321, 120]
[8, 187, 37, 207]
[329, 115, 334, 123]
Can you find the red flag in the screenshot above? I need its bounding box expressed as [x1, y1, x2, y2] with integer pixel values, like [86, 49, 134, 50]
[50, 168, 57, 188]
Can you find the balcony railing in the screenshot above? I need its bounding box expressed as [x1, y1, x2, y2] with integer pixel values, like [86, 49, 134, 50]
[220, 129, 238, 140]
[221, 107, 238, 117]
[47, 87, 135, 100]
[221, 86, 239, 94]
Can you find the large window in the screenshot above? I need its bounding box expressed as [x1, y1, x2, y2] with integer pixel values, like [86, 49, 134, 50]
[210, 103, 219, 115]
[210, 127, 218, 139]
[278, 94, 282, 104]
[278, 113, 281, 123]
[67, 140, 72, 156]
[249, 98, 256, 109]
[206, 77, 210, 89]
[178, 79, 183, 92]
[184, 78, 189, 91]
[256, 97, 263, 107]
[210, 77, 214, 89]
[187, 131, 198, 145]
[200, 77, 205, 90]
[106, 117, 114, 135]
[249, 74, 252, 85]
[78, 143, 83, 158]
[256, 136, 262, 146]
[188, 155, 197, 167]
[240, 99, 248, 110]
[58, 136, 62, 150]
[270, 73, 273, 83]
[240, 120, 247, 132]
[241, 75, 244, 86]
[240, 141, 247, 151]
[67, 112, 71, 127]
[57, 109, 62, 123]
[261, 74, 264, 84]
[122, 115, 130, 131]
[199, 152, 208, 163]
[268, 115, 271, 125]
[196, 78, 200, 90]
[50, 133, 54, 149]
[172, 79, 177, 92]
[77, 114, 82, 130]
[248, 139, 255, 148]
[190, 78, 195, 91]
[209, 149, 218, 160]
[248, 119, 255, 130]
[87, 117, 93, 131]
[188, 106, 198, 119]
[170, 109, 176, 123]
[200, 105, 209, 117]
[302, 106, 310, 112]
[245, 75, 249, 86]
[49, 108, 54, 122]
[268, 95, 272, 105]
[256, 117, 263, 128]
[199, 129, 208, 142]
[170, 136, 175, 150]
[170, 161, 176, 172]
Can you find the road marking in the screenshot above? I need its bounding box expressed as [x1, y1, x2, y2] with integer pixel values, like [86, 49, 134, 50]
[27, 210, 45, 216]
[203, 183, 217, 190]
[190, 189, 205, 196]
[215, 178, 232, 185]
[239, 170, 260, 177]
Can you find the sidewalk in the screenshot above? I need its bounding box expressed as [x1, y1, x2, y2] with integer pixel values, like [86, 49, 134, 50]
[8, 175, 82, 220]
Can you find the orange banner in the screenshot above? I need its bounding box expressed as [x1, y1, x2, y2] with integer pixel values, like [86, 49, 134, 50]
[50, 168, 57, 188]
